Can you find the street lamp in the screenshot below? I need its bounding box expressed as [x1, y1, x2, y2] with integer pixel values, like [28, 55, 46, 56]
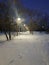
[16, 17, 22, 33]
[17, 18, 21, 21]
[16, 17, 22, 24]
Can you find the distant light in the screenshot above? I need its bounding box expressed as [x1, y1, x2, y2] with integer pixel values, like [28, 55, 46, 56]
[42, 26, 44, 28]
[24, 24, 29, 31]
[24, 24, 26, 27]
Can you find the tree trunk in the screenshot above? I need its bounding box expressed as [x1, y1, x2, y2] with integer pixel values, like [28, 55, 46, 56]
[16, 24, 18, 36]
[9, 23, 11, 40]
[4, 31, 8, 40]
[9, 31, 11, 40]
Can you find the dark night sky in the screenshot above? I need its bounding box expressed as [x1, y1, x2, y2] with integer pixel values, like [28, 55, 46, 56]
[0, 0, 49, 14]
[20, 0, 49, 14]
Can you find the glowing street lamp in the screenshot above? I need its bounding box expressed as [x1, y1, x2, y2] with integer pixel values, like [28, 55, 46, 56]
[17, 17, 21, 21]
[16, 17, 22, 24]
[15, 17, 25, 24]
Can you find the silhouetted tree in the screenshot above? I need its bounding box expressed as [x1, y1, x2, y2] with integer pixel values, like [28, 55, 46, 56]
[0, 2, 12, 40]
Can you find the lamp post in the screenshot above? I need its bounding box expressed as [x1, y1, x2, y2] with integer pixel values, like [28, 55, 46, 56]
[17, 17, 21, 34]
[15, 17, 25, 34]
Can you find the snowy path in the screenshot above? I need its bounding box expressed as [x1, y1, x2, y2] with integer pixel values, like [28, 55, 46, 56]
[0, 33, 49, 65]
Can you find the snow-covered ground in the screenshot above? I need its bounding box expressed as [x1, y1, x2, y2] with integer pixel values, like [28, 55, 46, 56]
[0, 32, 49, 65]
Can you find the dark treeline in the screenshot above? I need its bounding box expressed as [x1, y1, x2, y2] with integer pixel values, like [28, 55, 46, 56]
[0, 1, 18, 40]
[28, 13, 49, 33]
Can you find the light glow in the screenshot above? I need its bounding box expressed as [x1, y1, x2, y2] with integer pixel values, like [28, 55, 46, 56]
[17, 18, 21, 21]
[24, 24, 26, 27]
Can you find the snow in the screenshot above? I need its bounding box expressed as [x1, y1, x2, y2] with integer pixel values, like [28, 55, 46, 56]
[0, 32, 49, 65]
